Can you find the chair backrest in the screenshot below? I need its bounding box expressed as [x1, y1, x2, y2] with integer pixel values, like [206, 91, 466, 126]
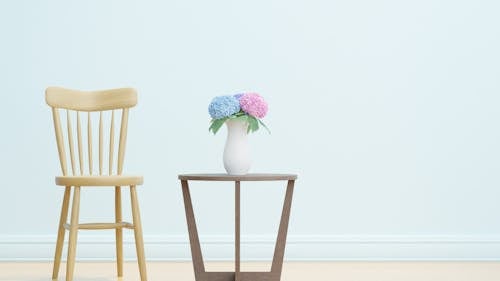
[46, 87, 137, 177]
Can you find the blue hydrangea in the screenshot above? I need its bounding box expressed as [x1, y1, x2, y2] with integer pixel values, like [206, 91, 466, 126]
[208, 95, 241, 119]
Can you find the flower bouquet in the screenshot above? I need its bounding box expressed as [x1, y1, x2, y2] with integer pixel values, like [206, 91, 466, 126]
[208, 93, 269, 175]
[208, 93, 269, 134]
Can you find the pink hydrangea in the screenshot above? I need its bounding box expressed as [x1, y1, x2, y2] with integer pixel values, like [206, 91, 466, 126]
[239, 93, 268, 118]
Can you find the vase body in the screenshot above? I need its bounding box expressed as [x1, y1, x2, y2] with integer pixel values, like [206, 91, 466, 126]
[223, 119, 251, 175]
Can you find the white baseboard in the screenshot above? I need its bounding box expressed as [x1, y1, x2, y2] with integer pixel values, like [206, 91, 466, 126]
[2, 234, 500, 261]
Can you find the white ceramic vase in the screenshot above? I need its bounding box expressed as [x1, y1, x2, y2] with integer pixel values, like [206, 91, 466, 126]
[223, 119, 251, 175]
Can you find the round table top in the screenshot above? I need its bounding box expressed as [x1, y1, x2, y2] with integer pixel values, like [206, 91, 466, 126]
[178, 173, 297, 181]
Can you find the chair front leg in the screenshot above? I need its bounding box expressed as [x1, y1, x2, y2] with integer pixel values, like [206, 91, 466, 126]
[130, 185, 147, 281]
[66, 186, 81, 281]
[52, 186, 71, 280]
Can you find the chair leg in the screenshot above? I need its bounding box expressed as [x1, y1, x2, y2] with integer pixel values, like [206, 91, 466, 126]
[52, 186, 71, 280]
[130, 185, 147, 281]
[66, 186, 81, 281]
[115, 186, 123, 277]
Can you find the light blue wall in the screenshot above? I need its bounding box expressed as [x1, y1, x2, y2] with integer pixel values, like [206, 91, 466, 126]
[1, 0, 500, 260]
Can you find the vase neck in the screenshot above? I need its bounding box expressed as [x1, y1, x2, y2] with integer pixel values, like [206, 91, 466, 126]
[226, 119, 248, 135]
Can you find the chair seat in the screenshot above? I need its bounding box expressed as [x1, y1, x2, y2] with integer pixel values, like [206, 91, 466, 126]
[55, 175, 143, 186]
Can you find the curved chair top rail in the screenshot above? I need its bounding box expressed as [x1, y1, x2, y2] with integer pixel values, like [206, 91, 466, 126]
[46, 87, 137, 111]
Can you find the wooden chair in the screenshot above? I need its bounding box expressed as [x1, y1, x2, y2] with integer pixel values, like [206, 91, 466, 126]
[46, 87, 147, 281]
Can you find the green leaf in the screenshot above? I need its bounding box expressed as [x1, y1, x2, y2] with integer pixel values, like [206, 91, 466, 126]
[229, 112, 246, 119]
[208, 117, 227, 134]
[258, 119, 271, 134]
[234, 115, 248, 122]
[247, 116, 259, 133]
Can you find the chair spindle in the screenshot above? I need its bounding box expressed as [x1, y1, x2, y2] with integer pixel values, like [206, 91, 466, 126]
[88, 112, 93, 175]
[109, 110, 115, 175]
[99, 111, 103, 175]
[117, 109, 129, 175]
[52, 108, 67, 176]
[77, 112, 84, 175]
[66, 110, 76, 175]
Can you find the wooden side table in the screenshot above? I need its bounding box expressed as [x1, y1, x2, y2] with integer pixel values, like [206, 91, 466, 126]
[178, 173, 297, 281]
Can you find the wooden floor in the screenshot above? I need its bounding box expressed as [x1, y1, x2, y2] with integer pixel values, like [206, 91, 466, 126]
[1, 261, 500, 281]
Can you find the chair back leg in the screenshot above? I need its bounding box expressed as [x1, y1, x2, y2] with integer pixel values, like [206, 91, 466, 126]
[115, 186, 124, 277]
[130, 185, 147, 281]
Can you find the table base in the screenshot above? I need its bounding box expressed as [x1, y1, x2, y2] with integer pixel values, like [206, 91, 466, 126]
[181, 179, 295, 281]
[194, 271, 282, 281]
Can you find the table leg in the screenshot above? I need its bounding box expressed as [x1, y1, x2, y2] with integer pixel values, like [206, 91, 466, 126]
[235, 181, 241, 281]
[181, 180, 206, 279]
[271, 180, 295, 278]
